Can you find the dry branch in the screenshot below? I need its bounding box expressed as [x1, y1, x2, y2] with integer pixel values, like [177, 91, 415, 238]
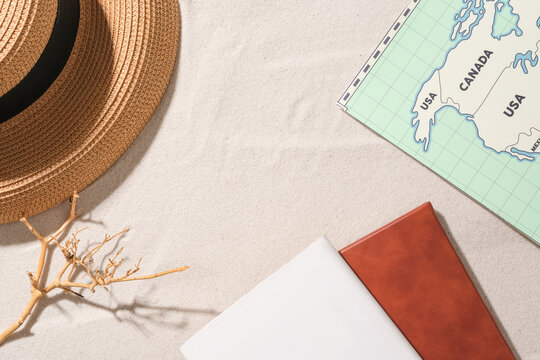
[0, 192, 188, 345]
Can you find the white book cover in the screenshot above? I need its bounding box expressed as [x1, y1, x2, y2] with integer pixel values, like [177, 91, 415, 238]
[181, 237, 420, 360]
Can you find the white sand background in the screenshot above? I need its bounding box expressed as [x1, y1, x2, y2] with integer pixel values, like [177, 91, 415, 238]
[0, 0, 539, 359]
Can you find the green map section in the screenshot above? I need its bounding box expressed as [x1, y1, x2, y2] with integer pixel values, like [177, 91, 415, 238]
[345, 0, 540, 243]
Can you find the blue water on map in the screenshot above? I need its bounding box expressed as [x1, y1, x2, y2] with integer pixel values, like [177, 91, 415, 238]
[452, 0, 486, 42]
[513, 50, 539, 74]
[511, 147, 538, 160]
[491, 0, 522, 39]
[537, 16, 540, 28]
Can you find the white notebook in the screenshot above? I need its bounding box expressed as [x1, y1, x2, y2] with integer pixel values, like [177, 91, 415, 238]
[181, 237, 420, 360]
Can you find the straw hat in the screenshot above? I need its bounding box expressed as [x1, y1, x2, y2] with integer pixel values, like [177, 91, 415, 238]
[0, 0, 180, 223]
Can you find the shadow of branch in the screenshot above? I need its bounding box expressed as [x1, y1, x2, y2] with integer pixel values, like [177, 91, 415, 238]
[2, 290, 216, 346]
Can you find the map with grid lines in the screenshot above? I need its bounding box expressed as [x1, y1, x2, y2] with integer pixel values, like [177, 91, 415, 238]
[339, 0, 540, 244]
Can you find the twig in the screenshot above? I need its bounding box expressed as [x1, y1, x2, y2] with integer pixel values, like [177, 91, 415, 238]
[0, 192, 188, 345]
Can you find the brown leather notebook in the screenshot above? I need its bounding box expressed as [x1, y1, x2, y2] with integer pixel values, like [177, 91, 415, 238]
[340, 203, 515, 360]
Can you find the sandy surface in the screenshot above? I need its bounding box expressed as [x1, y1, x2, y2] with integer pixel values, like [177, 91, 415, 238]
[0, 0, 539, 359]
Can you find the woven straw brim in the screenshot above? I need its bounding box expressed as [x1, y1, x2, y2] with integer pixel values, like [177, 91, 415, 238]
[0, 0, 57, 97]
[0, 0, 180, 223]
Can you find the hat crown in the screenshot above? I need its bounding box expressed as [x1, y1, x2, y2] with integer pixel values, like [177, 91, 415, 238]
[0, 0, 57, 97]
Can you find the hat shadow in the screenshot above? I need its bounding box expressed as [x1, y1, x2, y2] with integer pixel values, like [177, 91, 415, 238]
[0, 6, 181, 246]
